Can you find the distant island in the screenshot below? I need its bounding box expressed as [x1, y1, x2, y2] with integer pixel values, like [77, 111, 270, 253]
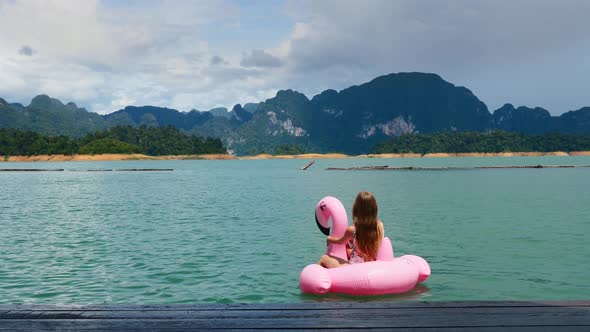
[2, 72, 590, 156]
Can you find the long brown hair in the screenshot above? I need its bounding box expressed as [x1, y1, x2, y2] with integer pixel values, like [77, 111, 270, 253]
[352, 191, 382, 261]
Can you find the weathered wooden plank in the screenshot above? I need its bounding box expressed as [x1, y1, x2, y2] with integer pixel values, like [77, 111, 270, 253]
[2, 306, 590, 321]
[1, 306, 589, 328]
[1, 301, 588, 331]
[0, 326, 588, 332]
[0, 315, 589, 330]
[1, 326, 588, 332]
[2, 300, 589, 311]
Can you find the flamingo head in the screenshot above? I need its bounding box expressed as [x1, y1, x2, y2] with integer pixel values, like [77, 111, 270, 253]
[315, 200, 331, 236]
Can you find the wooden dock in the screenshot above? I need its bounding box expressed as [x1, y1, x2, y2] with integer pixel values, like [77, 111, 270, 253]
[0, 301, 588, 331]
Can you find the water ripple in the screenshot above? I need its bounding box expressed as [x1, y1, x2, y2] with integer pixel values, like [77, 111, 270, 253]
[1, 157, 589, 303]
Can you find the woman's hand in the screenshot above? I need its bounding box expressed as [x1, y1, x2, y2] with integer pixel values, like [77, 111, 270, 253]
[326, 226, 355, 246]
[326, 236, 336, 245]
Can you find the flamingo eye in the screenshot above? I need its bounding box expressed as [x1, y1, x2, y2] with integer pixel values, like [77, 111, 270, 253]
[320, 201, 326, 211]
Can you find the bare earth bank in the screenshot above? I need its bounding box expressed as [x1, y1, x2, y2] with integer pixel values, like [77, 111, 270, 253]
[2, 151, 590, 162]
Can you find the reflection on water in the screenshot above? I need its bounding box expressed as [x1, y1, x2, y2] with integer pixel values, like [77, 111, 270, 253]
[300, 284, 432, 302]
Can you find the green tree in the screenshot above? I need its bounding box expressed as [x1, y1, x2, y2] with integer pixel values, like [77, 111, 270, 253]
[79, 138, 141, 154]
[274, 144, 305, 155]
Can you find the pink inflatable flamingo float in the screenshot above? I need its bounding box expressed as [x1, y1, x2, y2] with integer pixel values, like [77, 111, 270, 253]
[300, 196, 431, 295]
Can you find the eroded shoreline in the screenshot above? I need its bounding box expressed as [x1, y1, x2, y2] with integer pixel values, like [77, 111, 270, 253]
[2, 151, 590, 162]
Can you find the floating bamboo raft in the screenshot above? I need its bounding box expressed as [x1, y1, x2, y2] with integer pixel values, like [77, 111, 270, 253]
[0, 169, 174, 172]
[301, 160, 316, 170]
[326, 165, 590, 171]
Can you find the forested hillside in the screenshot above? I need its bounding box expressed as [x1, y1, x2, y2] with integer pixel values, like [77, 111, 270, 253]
[372, 131, 590, 154]
[2, 73, 590, 155]
[0, 126, 226, 156]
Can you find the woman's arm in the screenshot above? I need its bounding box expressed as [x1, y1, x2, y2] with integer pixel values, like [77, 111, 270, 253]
[327, 225, 355, 244]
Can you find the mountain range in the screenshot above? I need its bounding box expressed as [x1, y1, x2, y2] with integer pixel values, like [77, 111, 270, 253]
[1, 72, 589, 155]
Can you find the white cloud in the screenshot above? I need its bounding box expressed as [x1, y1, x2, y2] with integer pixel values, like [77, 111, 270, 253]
[210, 55, 228, 66]
[0, 0, 116, 64]
[282, 0, 590, 70]
[18, 45, 35, 56]
[240, 49, 283, 68]
[1, 0, 590, 114]
[276, 0, 590, 112]
[0, 0, 247, 113]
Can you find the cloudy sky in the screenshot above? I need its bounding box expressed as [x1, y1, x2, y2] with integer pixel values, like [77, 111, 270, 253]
[1, 0, 589, 115]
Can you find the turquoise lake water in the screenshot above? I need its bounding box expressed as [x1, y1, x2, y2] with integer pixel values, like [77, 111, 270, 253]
[1, 156, 589, 304]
